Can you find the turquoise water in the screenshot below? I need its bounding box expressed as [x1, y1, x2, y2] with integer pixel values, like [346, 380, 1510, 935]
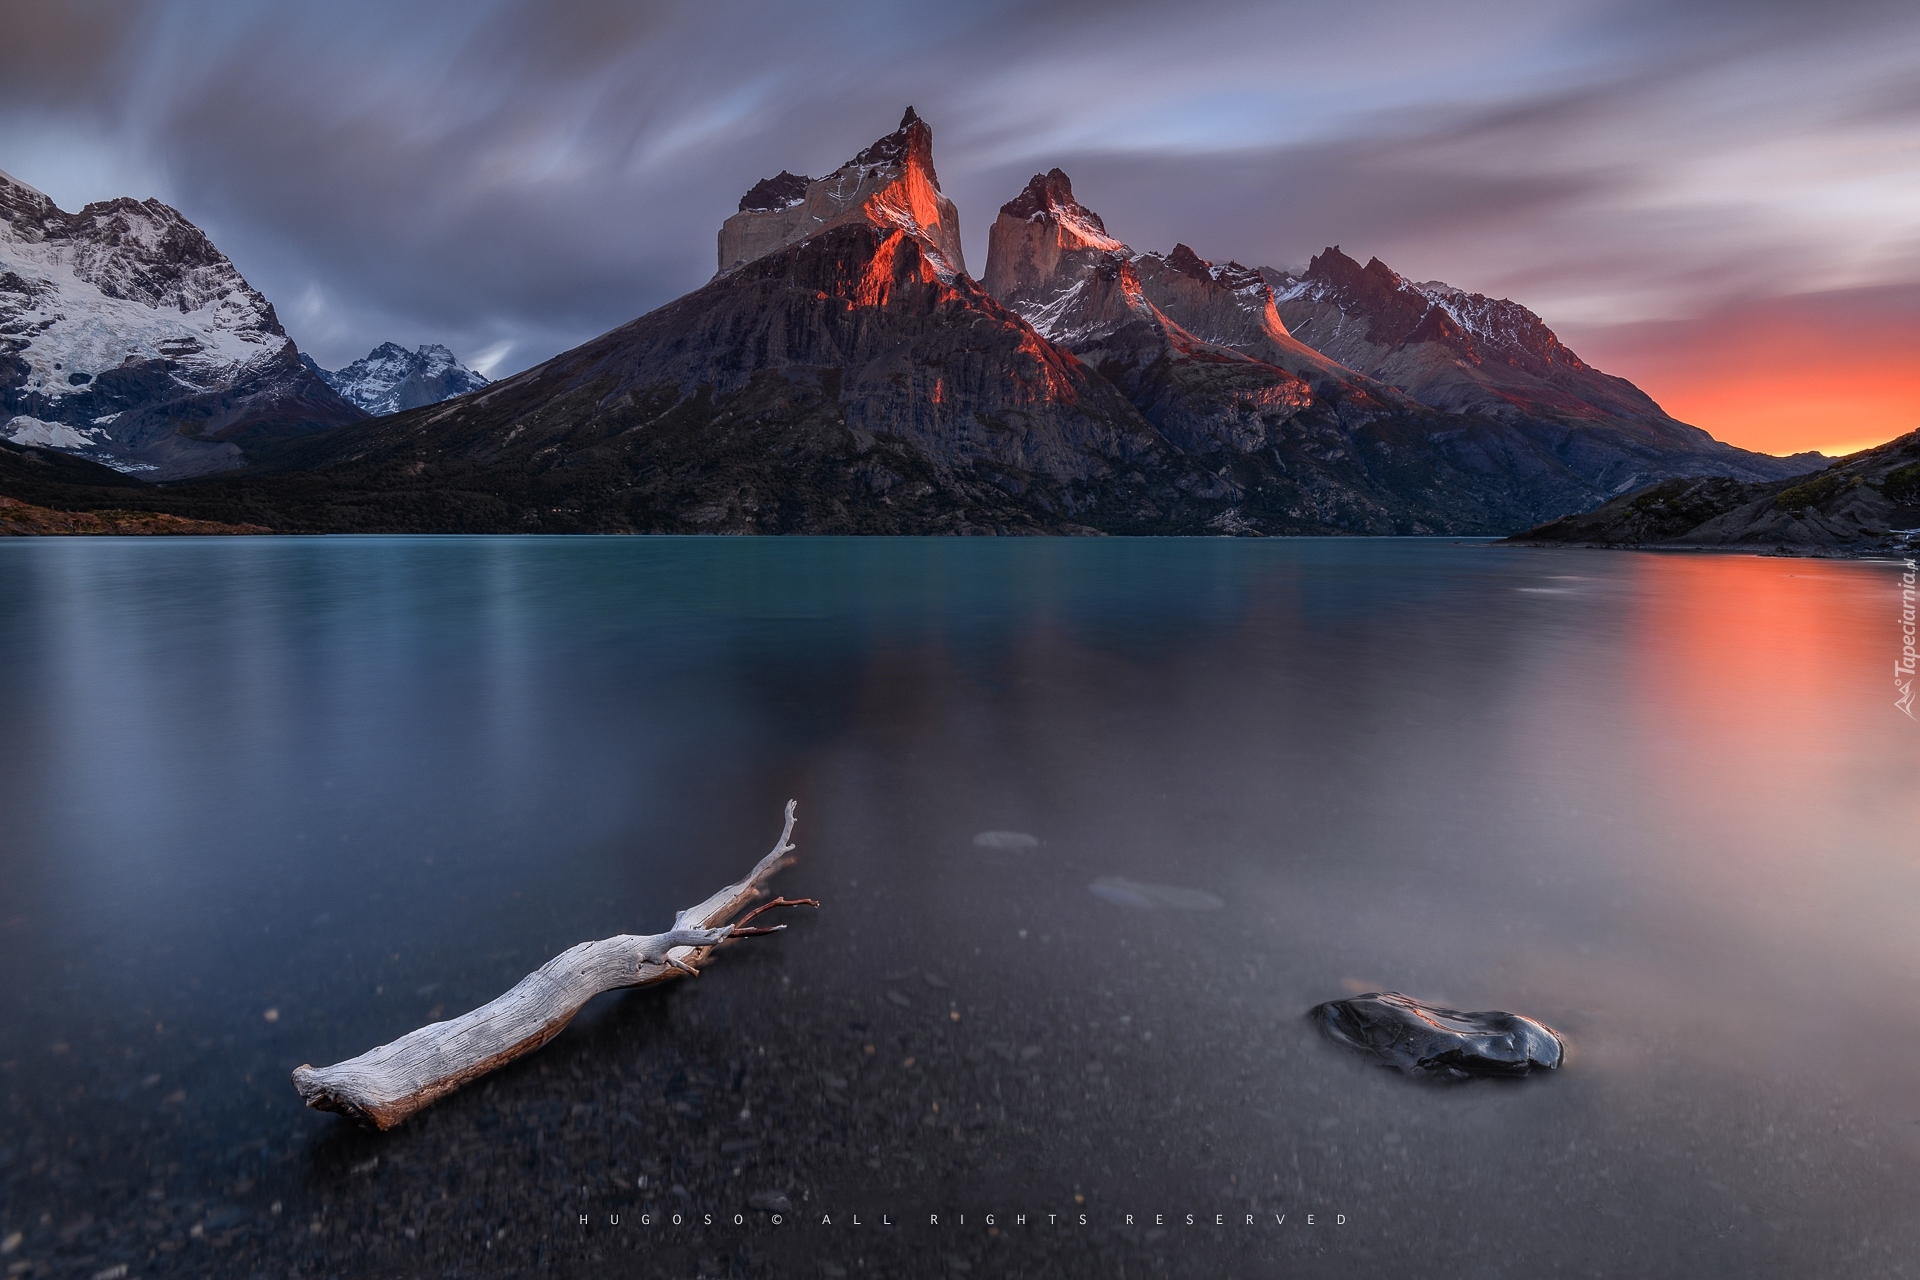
[1, 536, 1917, 1274]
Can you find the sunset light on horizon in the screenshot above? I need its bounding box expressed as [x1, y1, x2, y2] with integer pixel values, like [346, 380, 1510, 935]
[1568, 285, 1920, 459]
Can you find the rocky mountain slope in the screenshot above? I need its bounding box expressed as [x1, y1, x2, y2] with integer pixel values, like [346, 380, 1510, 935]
[1511, 429, 1920, 555]
[1263, 247, 1820, 482]
[976, 168, 1820, 533]
[978, 169, 1489, 531]
[304, 342, 488, 416]
[1, 110, 1835, 536]
[0, 168, 364, 479]
[89, 113, 1223, 534]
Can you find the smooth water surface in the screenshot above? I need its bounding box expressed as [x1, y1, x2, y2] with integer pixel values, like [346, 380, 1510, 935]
[1, 536, 1917, 1275]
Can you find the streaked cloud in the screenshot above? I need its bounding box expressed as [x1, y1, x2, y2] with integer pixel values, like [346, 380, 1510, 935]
[1, 0, 1915, 451]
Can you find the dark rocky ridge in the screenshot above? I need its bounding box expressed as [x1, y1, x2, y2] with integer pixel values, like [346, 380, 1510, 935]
[1129, 241, 1412, 409]
[738, 171, 811, 213]
[1510, 428, 1920, 555]
[1263, 247, 1821, 483]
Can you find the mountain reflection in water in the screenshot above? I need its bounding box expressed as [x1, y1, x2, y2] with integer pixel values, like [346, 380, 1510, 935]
[0, 536, 1915, 1276]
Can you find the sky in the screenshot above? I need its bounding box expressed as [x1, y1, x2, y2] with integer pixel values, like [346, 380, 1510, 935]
[3, 0, 1916, 457]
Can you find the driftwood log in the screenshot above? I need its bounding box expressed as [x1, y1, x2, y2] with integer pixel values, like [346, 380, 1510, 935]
[291, 801, 812, 1130]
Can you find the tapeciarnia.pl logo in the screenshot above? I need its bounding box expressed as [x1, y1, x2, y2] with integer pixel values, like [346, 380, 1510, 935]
[1898, 558, 1917, 719]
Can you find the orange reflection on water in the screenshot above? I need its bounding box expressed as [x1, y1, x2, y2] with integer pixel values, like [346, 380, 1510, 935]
[1629, 555, 1868, 744]
[1621, 552, 1917, 916]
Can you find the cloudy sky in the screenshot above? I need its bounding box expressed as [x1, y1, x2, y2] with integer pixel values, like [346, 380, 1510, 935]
[4, 0, 1916, 455]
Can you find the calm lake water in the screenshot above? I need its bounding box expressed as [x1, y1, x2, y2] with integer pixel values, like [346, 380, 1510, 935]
[1, 536, 1917, 1276]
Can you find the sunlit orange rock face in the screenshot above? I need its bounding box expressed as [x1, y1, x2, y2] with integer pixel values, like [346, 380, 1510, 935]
[716, 107, 966, 279]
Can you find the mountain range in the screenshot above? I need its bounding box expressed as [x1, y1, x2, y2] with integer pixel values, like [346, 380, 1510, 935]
[1, 113, 1831, 534]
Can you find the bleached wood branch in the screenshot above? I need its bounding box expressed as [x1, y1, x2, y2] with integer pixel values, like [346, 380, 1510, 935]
[291, 801, 809, 1130]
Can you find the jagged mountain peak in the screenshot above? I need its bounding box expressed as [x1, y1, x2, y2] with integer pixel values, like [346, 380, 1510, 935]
[1002, 170, 1122, 248]
[1112, 242, 1405, 407]
[1, 181, 259, 317]
[981, 177, 1387, 410]
[983, 167, 1127, 305]
[1277, 244, 1592, 378]
[1156, 244, 1265, 293]
[1265, 245, 1733, 433]
[1298, 245, 1401, 294]
[311, 341, 489, 417]
[716, 108, 965, 279]
[999, 168, 1110, 236]
[848, 106, 939, 183]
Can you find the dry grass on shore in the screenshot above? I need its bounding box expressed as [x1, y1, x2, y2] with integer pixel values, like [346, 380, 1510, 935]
[0, 494, 269, 536]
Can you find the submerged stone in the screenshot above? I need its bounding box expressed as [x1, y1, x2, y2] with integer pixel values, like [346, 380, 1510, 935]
[1087, 877, 1224, 911]
[973, 831, 1039, 850]
[1308, 991, 1563, 1079]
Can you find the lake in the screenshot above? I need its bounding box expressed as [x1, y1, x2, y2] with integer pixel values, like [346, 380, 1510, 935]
[1, 535, 1916, 1276]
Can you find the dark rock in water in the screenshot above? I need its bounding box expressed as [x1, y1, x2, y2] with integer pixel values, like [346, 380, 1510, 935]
[1308, 991, 1563, 1079]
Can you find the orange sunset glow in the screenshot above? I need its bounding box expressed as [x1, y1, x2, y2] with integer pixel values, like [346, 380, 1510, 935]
[1568, 286, 1920, 459]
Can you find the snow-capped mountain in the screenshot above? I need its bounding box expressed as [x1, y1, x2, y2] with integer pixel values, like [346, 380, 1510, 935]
[305, 343, 488, 417]
[0, 167, 363, 479]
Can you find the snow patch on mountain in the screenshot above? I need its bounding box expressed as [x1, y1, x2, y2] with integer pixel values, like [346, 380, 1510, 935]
[1264, 251, 1586, 374]
[1410, 280, 1588, 370]
[5, 414, 101, 450]
[1016, 277, 1094, 342]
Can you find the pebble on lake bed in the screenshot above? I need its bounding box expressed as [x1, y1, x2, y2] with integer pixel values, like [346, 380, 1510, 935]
[1308, 991, 1563, 1079]
[972, 831, 1039, 850]
[1087, 876, 1224, 911]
